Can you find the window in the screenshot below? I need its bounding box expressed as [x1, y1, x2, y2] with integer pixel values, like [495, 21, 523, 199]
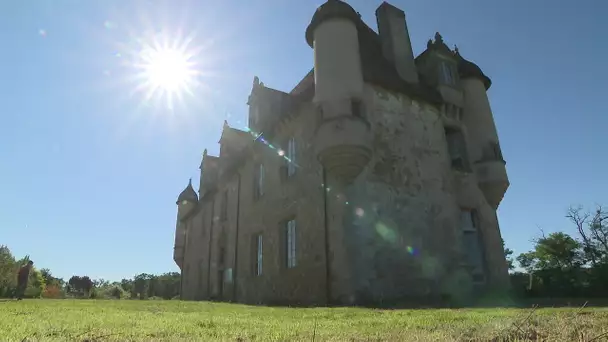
[220, 190, 228, 220]
[439, 62, 456, 85]
[286, 137, 296, 177]
[444, 104, 462, 120]
[224, 268, 233, 283]
[445, 127, 470, 172]
[460, 210, 485, 282]
[251, 106, 260, 125]
[254, 163, 264, 199]
[285, 219, 297, 268]
[253, 234, 263, 276]
[351, 99, 364, 120]
[219, 247, 225, 265]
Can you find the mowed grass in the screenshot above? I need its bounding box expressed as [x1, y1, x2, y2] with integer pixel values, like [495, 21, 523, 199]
[1, 299, 608, 341]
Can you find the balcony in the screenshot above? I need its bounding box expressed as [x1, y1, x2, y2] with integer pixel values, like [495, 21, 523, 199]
[474, 158, 509, 209]
[314, 102, 372, 185]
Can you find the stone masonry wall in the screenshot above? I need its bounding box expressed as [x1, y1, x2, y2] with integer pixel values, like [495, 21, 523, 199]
[207, 175, 240, 302]
[179, 196, 217, 300]
[181, 209, 205, 300]
[328, 84, 508, 305]
[179, 84, 509, 305]
[234, 103, 328, 306]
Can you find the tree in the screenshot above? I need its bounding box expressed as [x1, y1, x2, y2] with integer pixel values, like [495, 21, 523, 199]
[26, 268, 46, 298]
[516, 251, 537, 272]
[515, 231, 586, 297]
[120, 278, 133, 294]
[133, 273, 153, 299]
[40, 268, 64, 288]
[567, 206, 608, 263]
[68, 275, 94, 297]
[502, 239, 515, 271]
[566, 205, 608, 295]
[534, 232, 584, 270]
[0, 246, 17, 297]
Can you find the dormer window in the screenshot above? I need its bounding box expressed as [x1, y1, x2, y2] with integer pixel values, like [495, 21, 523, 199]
[439, 61, 456, 86]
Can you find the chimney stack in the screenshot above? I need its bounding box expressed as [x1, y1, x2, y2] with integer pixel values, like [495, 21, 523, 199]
[376, 2, 419, 84]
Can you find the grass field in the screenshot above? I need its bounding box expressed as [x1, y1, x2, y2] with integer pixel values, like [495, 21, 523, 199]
[1, 299, 608, 341]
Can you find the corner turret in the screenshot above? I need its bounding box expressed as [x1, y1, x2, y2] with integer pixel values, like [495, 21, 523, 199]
[456, 52, 508, 208]
[306, 0, 372, 185]
[176, 178, 198, 207]
[173, 179, 198, 269]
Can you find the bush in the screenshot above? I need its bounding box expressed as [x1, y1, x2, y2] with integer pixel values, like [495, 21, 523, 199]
[42, 285, 65, 299]
[109, 286, 126, 299]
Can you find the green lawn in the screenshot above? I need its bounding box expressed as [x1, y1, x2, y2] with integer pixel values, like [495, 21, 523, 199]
[1, 299, 607, 341]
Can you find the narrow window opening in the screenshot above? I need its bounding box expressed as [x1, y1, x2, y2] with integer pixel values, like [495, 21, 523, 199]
[220, 190, 228, 220]
[445, 127, 470, 172]
[351, 99, 364, 119]
[286, 137, 296, 178]
[219, 247, 225, 265]
[460, 209, 485, 283]
[254, 234, 263, 276]
[285, 219, 297, 268]
[254, 163, 264, 199]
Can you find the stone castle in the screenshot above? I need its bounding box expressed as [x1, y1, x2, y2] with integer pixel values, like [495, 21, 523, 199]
[173, 0, 510, 306]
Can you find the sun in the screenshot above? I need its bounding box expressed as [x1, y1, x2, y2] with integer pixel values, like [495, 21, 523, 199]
[143, 48, 191, 92]
[131, 34, 201, 110]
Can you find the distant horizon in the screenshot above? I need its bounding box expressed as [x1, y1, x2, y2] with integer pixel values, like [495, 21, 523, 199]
[1, 0, 606, 282]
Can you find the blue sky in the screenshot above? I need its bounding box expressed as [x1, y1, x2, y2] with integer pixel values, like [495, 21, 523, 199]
[1, 0, 606, 281]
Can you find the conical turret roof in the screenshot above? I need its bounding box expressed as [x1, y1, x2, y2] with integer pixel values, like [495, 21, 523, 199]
[305, 0, 361, 47]
[176, 178, 198, 205]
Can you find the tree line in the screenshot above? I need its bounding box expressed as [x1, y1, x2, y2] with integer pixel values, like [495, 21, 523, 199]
[2, 204, 606, 301]
[0, 245, 180, 300]
[506, 205, 608, 298]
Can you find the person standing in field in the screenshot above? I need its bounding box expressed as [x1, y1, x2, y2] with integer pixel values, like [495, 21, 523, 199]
[15, 260, 33, 300]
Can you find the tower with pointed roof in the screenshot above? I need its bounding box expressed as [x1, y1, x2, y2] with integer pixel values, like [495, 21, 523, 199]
[173, 0, 510, 307]
[174, 179, 198, 270]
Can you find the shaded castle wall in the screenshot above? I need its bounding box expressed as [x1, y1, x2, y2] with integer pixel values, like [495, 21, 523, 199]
[328, 84, 508, 305]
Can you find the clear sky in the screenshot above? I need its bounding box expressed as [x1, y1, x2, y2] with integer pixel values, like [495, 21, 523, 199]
[1, 0, 606, 281]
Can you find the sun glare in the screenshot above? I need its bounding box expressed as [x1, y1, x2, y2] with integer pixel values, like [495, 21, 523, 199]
[132, 34, 201, 110]
[143, 48, 190, 92]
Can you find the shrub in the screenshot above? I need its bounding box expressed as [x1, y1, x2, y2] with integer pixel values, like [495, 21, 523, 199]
[42, 285, 64, 299]
[109, 286, 126, 299]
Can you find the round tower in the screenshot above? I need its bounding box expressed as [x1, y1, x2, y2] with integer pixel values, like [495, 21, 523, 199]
[173, 179, 198, 269]
[458, 57, 509, 209]
[306, 0, 372, 185]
